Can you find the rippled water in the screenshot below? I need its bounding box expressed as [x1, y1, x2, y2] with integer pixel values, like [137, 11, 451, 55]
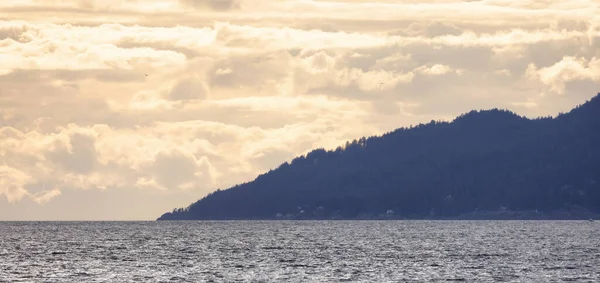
[1, 221, 599, 282]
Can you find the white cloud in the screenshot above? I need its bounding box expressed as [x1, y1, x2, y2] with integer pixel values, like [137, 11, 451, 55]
[416, 64, 455, 76]
[0, 165, 33, 203]
[31, 188, 62, 204]
[526, 56, 600, 94]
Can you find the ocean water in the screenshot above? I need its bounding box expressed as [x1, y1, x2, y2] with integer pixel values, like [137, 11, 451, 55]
[1, 221, 599, 282]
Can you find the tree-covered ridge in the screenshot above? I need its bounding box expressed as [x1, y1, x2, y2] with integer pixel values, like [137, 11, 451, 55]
[158, 93, 600, 220]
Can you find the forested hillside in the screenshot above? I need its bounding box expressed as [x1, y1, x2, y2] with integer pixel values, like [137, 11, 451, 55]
[158, 94, 600, 220]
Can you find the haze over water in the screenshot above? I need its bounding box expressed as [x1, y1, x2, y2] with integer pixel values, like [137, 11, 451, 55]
[1, 221, 599, 282]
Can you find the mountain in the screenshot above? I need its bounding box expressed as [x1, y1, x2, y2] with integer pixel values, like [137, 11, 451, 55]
[158, 94, 600, 220]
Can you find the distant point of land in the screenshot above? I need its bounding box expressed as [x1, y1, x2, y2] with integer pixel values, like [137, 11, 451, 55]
[158, 93, 600, 221]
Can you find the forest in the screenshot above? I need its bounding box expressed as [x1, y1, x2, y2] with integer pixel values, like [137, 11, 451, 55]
[158, 93, 600, 220]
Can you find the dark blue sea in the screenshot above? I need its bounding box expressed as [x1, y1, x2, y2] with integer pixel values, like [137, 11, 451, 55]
[1, 221, 599, 282]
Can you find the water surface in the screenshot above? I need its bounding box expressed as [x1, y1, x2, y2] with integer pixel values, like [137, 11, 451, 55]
[1, 221, 598, 282]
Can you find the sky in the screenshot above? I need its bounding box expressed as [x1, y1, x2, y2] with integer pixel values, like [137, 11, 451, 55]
[1, 0, 599, 220]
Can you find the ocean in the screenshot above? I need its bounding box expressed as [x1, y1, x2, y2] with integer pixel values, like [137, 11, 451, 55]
[1, 220, 598, 282]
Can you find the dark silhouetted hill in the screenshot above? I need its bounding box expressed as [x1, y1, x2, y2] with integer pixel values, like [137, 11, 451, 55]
[158, 93, 600, 220]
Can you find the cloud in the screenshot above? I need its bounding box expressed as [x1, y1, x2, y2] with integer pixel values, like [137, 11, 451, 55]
[403, 21, 463, 37]
[0, 166, 32, 203]
[31, 188, 62, 204]
[0, 163, 62, 204]
[526, 56, 600, 94]
[138, 150, 215, 190]
[179, 0, 241, 11]
[207, 51, 293, 95]
[46, 132, 98, 174]
[416, 64, 457, 76]
[167, 77, 209, 101]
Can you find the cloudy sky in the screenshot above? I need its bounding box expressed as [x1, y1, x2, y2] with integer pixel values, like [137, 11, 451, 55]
[1, 0, 599, 220]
